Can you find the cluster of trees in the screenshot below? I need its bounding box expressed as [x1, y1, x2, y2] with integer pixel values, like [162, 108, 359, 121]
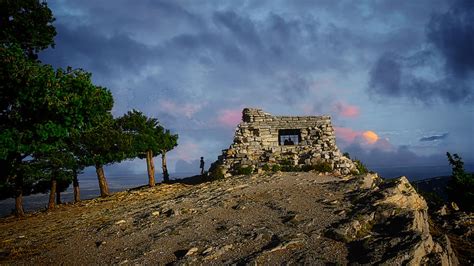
[0, 0, 178, 216]
[446, 152, 473, 212]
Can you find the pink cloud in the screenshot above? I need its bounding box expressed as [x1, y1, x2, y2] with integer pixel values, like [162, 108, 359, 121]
[332, 101, 360, 118]
[334, 127, 360, 143]
[335, 127, 393, 151]
[217, 109, 242, 127]
[159, 100, 204, 119]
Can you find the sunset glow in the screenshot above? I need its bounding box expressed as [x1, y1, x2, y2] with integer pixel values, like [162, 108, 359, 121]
[362, 130, 379, 144]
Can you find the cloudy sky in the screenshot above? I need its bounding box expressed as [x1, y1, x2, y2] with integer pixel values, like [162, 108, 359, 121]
[39, 0, 474, 176]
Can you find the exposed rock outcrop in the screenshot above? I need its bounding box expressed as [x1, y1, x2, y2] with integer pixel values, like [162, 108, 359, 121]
[327, 174, 459, 265]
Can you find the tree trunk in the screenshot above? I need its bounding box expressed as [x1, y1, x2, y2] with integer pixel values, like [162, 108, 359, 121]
[95, 163, 110, 197]
[56, 189, 61, 205]
[146, 150, 156, 187]
[162, 151, 169, 183]
[14, 174, 24, 217]
[48, 174, 57, 210]
[73, 169, 80, 202]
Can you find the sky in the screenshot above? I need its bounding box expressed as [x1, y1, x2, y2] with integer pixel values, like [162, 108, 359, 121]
[39, 0, 474, 177]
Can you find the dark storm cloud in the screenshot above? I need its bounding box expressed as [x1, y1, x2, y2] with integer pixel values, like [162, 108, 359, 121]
[420, 133, 448, 142]
[213, 10, 262, 50]
[40, 24, 154, 79]
[369, 53, 402, 97]
[427, 0, 474, 78]
[369, 0, 474, 104]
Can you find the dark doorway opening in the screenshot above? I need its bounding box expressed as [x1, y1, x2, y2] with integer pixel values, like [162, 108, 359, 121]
[279, 129, 301, 145]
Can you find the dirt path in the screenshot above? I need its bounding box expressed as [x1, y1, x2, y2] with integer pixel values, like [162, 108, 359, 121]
[0, 172, 352, 264]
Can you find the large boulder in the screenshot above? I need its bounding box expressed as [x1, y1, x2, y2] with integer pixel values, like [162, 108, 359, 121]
[327, 174, 459, 265]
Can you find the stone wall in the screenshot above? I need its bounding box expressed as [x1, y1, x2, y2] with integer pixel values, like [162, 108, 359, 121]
[213, 108, 357, 177]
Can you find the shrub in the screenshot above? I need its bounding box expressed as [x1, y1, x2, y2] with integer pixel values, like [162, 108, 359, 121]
[236, 165, 253, 175]
[280, 159, 292, 166]
[301, 164, 315, 172]
[281, 164, 301, 172]
[354, 159, 368, 174]
[210, 165, 225, 180]
[271, 164, 282, 172]
[446, 152, 474, 212]
[262, 164, 270, 171]
[313, 162, 333, 172]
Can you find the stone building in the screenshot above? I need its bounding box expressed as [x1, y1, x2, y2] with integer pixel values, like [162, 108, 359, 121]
[213, 108, 357, 177]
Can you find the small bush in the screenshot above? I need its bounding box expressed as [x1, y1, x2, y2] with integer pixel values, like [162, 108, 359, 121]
[280, 159, 292, 166]
[262, 164, 270, 171]
[236, 166, 253, 175]
[281, 164, 301, 172]
[446, 152, 474, 212]
[271, 164, 282, 172]
[210, 165, 225, 180]
[313, 162, 333, 172]
[301, 164, 315, 172]
[354, 159, 368, 174]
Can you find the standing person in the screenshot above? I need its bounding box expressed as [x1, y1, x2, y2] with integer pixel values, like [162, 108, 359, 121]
[200, 157, 205, 175]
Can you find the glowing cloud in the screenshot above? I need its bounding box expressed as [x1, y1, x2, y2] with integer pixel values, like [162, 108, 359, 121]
[217, 109, 242, 127]
[362, 130, 379, 144]
[334, 127, 360, 143]
[333, 101, 360, 118]
[335, 127, 386, 149]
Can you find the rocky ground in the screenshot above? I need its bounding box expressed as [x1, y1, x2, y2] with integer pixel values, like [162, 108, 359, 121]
[0, 172, 467, 265]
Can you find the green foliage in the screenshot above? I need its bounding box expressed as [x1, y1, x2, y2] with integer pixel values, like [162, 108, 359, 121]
[301, 164, 314, 172]
[29, 144, 83, 196]
[0, 0, 56, 58]
[160, 129, 178, 153]
[236, 165, 253, 175]
[281, 164, 301, 172]
[418, 190, 445, 210]
[117, 109, 163, 159]
[354, 159, 368, 174]
[342, 152, 369, 174]
[446, 152, 474, 211]
[210, 165, 225, 180]
[77, 115, 133, 168]
[313, 162, 333, 172]
[262, 164, 270, 171]
[117, 109, 178, 184]
[0, 45, 114, 206]
[271, 164, 282, 172]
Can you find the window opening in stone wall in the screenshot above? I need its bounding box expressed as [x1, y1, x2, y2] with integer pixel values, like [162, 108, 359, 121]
[279, 129, 301, 145]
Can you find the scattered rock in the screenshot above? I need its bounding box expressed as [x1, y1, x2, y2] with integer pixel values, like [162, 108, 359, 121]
[450, 202, 460, 211]
[185, 247, 199, 256]
[95, 241, 106, 247]
[204, 244, 233, 260]
[269, 238, 305, 252]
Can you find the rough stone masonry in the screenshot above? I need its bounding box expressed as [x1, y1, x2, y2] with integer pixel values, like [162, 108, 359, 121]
[213, 108, 357, 177]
